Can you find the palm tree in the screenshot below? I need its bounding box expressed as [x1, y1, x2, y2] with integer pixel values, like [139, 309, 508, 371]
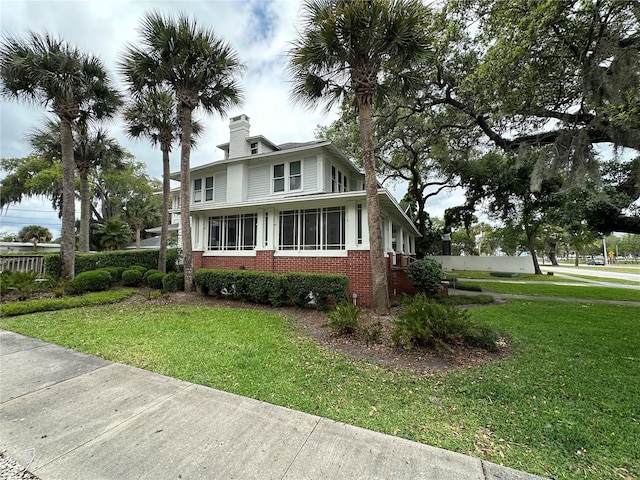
[29, 121, 127, 253]
[0, 33, 121, 279]
[123, 89, 202, 272]
[120, 12, 244, 291]
[288, 0, 431, 308]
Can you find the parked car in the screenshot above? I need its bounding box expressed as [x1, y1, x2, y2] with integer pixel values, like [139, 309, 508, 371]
[587, 258, 605, 265]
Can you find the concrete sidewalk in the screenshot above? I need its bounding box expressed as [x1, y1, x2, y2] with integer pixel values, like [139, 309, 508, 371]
[1, 329, 547, 480]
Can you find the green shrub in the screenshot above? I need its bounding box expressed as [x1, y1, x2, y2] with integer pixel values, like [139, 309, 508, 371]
[72, 270, 112, 293]
[0, 290, 135, 317]
[193, 269, 347, 311]
[143, 269, 161, 283]
[286, 272, 348, 311]
[147, 272, 166, 290]
[392, 294, 498, 352]
[162, 272, 178, 293]
[44, 250, 179, 278]
[326, 302, 360, 335]
[121, 269, 143, 287]
[97, 267, 121, 284]
[407, 259, 444, 296]
[129, 265, 148, 274]
[176, 273, 185, 291]
[0, 270, 49, 296]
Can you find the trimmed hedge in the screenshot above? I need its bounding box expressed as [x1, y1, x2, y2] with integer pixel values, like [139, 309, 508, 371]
[44, 249, 179, 278]
[0, 290, 136, 317]
[147, 272, 166, 290]
[194, 269, 348, 311]
[72, 270, 112, 293]
[121, 269, 143, 287]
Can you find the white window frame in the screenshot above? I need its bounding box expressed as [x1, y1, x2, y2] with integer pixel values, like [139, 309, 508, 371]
[272, 160, 302, 194]
[331, 164, 349, 193]
[194, 175, 214, 203]
[278, 207, 345, 251]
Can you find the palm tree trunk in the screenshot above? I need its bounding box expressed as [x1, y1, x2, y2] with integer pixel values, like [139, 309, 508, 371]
[59, 117, 76, 279]
[358, 102, 389, 309]
[135, 227, 141, 249]
[180, 106, 194, 292]
[158, 145, 170, 273]
[78, 168, 90, 253]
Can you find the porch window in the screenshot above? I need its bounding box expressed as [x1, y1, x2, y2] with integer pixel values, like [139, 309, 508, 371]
[208, 214, 257, 250]
[278, 207, 345, 250]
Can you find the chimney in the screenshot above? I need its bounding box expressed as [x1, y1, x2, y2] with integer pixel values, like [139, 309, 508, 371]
[228, 114, 250, 159]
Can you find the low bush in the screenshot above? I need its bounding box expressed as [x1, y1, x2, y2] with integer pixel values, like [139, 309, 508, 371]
[44, 249, 179, 278]
[194, 269, 348, 311]
[0, 271, 49, 296]
[0, 290, 136, 317]
[392, 294, 498, 352]
[121, 269, 143, 287]
[176, 273, 185, 291]
[72, 270, 112, 293]
[407, 259, 444, 296]
[162, 272, 178, 293]
[129, 265, 149, 274]
[326, 302, 360, 335]
[99, 267, 123, 284]
[143, 269, 161, 283]
[286, 272, 348, 310]
[147, 272, 166, 290]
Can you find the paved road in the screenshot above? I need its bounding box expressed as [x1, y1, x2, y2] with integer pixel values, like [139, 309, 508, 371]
[0, 330, 547, 480]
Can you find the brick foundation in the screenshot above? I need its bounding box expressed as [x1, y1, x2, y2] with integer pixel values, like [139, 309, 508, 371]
[192, 250, 424, 308]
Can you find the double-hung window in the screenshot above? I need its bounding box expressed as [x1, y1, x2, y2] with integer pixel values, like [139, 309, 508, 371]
[194, 176, 214, 203]
[331, 165, 348, 193]
[273, 161, 302, 193]
[193, 179, 202, 203]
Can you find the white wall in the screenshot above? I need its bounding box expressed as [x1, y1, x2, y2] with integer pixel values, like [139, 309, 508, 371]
[427, 255, 536, 274]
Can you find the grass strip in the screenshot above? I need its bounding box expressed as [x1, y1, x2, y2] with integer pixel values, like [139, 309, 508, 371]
[1, 301, 638, 479]
[470, 282, 640, 302]
[0, 289, 136, 317]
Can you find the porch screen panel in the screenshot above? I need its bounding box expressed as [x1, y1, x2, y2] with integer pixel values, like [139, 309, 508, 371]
[279, 210, 298, 250]
[303, 209, 320, 249]
[242, 214, 257, 250]
[208, 217, 222, 250]
[226, 215, 238, 249]
[324, 206, 345, 250]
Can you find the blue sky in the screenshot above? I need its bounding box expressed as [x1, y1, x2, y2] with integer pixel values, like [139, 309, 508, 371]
[0, 0, 463, 239]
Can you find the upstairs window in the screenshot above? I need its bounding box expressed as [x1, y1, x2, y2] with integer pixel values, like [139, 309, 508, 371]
[331, 165, 348, 192]
[205, 176, 214, 201]
[193, 178, 202, 203]
[250, 142, 258, 154]
[194, 176, 214, 203]
[273, 161, 302, 193]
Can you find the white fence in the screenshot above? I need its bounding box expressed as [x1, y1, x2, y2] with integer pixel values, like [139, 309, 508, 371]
[427, 255, 536, 274]
[0, 255, 46, 277]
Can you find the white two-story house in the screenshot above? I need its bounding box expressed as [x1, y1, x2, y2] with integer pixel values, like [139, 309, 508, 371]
[170, 114, 419, 307]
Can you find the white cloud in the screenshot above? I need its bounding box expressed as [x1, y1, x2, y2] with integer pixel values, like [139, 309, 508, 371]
[0, 0, 462, 236]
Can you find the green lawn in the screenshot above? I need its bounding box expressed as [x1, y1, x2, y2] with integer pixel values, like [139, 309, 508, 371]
[1, 300, 638, 480]
[470, 282, 640, 301]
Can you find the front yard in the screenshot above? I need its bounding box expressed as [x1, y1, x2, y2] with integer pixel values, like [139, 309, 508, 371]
[1, 292, 638, 480]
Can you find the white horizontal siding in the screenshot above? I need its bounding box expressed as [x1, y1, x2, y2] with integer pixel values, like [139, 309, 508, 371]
[248, 164, 271, 199]
[215, 173, 227, 203]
